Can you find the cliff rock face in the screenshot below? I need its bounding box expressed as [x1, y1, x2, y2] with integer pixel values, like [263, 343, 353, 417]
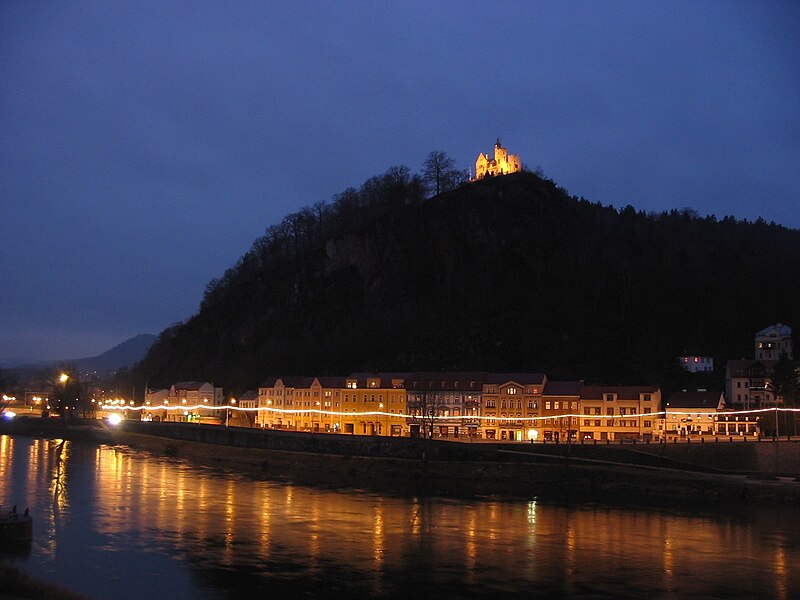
[134, 171, 800, 393]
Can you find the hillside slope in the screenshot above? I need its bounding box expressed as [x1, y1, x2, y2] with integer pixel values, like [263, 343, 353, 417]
[133, 170, 800, 393]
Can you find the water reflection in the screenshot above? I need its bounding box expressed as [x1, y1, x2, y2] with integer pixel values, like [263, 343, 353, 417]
[1, 434, 800, 599]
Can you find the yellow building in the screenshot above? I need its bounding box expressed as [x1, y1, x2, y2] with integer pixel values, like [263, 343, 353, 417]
[341, 373, 408, 436]
[257, 376, 346, 431]
[474, 139, 522, 179]
[579, 385, 661, 442]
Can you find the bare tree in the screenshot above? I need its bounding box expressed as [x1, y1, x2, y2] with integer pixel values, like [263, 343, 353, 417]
[422, 151, 465, 197]
[44, 364, 86, 421]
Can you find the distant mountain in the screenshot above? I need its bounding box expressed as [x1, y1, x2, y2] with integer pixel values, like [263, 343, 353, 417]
[4, 334, 158, 373]
[132, 168, 800, 394]
[74, 334, 157, 372]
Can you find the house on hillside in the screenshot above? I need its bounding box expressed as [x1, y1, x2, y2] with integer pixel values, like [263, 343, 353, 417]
[725, 359, 778, 409]
[677, 355, 714, 373]
[755, 323, 793, 361]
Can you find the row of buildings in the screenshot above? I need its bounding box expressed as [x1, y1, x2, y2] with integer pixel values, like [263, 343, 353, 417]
[140, 375, 757, 443]
[136, 324, 792, 442]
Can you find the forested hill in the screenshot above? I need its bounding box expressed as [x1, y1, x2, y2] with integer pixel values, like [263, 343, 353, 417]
[133, 168, 800, 394]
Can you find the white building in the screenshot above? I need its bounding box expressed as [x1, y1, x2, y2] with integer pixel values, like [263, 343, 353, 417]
[755, 323, 793, 360]
[677, 355, 714, 373]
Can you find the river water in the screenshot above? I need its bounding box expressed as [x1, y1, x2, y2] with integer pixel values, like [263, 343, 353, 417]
[1, 435, 798, 599]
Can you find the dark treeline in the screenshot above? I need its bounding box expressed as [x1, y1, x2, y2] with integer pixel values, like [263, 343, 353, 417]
[132, 168, 800, 397]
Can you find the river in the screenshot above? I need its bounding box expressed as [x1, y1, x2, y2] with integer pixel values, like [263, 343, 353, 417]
[1, 435, 798, 599]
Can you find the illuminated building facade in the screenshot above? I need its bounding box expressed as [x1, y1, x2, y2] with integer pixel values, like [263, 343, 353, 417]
[342, 373, 408, 436]
[481, 374, 545, 441]
[407, 372, 483, 438]
[540, 381, 582, 442]
[579, 386, 660, 442]
[156, 382, 223, 423]
[474, 139, 522, 179]
[662, 390, 758, 439]
[257, 376, 345, 431]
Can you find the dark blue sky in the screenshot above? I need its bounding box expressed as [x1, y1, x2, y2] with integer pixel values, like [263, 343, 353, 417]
[1, 1, 798, 362]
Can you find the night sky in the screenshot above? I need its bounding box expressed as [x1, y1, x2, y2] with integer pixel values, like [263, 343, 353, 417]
[1, 1, 798, 363]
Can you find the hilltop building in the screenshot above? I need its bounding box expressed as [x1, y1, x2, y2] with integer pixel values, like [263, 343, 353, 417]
[754, 323, 793, 360]
[474, 139, 521, 179]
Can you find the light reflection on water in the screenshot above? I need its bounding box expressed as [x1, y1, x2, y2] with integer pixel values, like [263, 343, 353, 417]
[1, 434, 799, 599]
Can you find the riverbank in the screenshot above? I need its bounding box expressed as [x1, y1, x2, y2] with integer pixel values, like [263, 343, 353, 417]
[0, 565, 87, 600]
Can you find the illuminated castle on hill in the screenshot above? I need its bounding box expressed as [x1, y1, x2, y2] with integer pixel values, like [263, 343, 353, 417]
[474, 139, 522, 179]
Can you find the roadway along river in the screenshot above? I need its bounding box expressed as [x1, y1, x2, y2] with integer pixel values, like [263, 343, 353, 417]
[1, 435, 798, 599]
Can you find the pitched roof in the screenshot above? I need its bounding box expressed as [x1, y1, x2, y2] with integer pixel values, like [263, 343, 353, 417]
[665, 390, 724, 410]
[259, 376, 316, 388]
[543, 381, 582, 396]
[755, 323, 792, 337]
[726, 359, 776, 377]
[408, 371, 489, 390]
[580, 385, 659, 400]
[485, 372, 546, 385]
[172, 381, 210, 391]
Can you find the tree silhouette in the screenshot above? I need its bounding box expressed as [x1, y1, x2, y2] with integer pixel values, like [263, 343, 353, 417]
[421, 151, 465, 197]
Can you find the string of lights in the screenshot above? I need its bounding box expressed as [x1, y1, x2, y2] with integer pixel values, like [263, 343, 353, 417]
[98, 403, 800, 422]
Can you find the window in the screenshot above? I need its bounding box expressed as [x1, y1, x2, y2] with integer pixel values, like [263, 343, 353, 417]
[508, 387, 518, 395]
[605, 394, 614, 402]
[554, 401, 560, 409]
[643, 394, 652, 402]
[594, 408, 601, 415]
[545, 402, 551, 410]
